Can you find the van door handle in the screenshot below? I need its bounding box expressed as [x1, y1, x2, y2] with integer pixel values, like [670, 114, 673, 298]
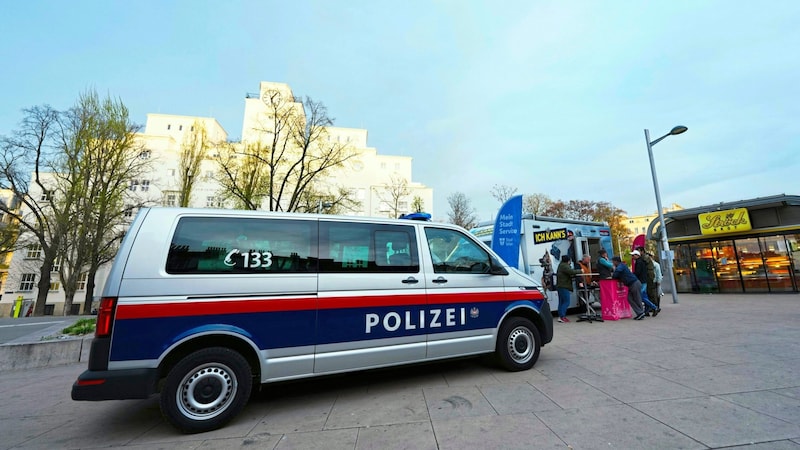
[402, 277, 419, 284]
[432, 277, 448, 284]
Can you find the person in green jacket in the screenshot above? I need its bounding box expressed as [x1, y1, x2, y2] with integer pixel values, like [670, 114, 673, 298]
[556, 255, 583, 322]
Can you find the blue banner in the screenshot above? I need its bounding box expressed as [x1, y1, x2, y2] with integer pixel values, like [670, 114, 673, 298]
[491, 195, 522, 268]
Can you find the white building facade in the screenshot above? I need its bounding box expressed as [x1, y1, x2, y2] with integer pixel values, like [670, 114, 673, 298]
[0, 81, 432, 316]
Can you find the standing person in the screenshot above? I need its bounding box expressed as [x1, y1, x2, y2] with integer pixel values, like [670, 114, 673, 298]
[556, 255, 582, 323]
[650, 252, 664, 301]
[596, 249, 614, 279]
[577, 254, 595, 288]
[611, 256, 646, 320]
[631, 250, 659, 315]
[637, 246, 659, 315]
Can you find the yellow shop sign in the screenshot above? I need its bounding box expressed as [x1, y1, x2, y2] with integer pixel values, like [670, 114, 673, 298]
[698, 208, 752, 235]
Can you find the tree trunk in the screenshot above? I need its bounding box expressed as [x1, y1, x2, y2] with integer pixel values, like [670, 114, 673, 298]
[82, 267, 98, 314]
[33, 262, 53, 317]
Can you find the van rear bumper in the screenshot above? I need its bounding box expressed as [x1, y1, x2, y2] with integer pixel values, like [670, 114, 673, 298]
[71, 368, 159, 401]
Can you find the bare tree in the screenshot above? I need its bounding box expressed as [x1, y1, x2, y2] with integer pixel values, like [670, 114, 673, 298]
[490, 184, 518, 204]
[216, 141, 270, 210]
[293, 184, 361, 214]
[375, 174, 410, 218]
[447, 192, 477, 229]
[0, 105, 72, 316]
[523, 193, 552, 215]
[217, 92, 356, 212]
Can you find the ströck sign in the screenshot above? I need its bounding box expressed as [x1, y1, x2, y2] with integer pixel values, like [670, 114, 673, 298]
[698, 208, 752, 235]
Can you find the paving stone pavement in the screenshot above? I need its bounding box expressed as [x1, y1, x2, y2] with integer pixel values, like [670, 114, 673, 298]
[0, 293, 799, 449]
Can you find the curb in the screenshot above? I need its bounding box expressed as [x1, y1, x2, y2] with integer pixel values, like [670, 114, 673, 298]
[0, 336, 91, 373]
[0, 318, 93, 374]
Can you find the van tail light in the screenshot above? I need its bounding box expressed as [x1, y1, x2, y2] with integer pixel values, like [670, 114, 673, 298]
[95, 297, 117, 338]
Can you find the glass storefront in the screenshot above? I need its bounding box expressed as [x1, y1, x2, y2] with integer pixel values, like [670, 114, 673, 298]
[672, 233, 799, 293]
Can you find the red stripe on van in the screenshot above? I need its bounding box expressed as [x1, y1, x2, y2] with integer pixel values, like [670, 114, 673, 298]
[115, 297, 318, 319]
[114, 289, 541, 320]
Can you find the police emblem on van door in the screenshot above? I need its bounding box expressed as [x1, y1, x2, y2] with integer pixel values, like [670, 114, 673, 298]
[470, 307, 479, 318]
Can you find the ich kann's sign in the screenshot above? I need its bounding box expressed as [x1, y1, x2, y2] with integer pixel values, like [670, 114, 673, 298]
[698, 208, 752, 235]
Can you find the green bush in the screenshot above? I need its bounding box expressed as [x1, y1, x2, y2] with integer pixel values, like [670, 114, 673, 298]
[62, 318, 96, 336]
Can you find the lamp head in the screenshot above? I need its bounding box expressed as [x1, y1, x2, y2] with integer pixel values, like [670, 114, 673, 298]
[670, 125, 688, 135]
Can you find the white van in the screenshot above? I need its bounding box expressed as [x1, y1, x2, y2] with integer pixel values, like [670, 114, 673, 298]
[472, 215, 614, 311]
[72, 208, 553, 433]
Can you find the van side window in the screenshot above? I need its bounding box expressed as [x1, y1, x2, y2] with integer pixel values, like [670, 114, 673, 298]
[319, 222, 419, 273]
[424, 227, 492, 274]
[166, 217, 317, 274]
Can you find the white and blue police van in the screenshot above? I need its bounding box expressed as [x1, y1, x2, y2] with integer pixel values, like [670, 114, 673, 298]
[72, 208, 553, 433]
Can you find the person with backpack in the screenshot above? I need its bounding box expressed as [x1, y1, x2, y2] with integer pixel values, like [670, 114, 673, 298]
[632, 249, 659, 315]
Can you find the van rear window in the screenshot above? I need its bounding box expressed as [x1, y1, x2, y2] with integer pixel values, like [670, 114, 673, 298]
[166, 217, 317, 274]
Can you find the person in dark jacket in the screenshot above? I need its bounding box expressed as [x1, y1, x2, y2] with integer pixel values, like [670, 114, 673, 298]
[631, 250, 659, 315]
[611, 256, 646, 320]
[556, 255, 582, 323]
[637, 246, 660, 315]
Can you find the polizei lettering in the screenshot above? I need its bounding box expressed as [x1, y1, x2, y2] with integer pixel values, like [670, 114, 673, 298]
[365, 308, 467, 333]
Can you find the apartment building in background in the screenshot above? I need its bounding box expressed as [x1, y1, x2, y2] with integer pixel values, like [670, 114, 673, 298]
[622, 203, 684, 238]
[1, 81, 433, 316]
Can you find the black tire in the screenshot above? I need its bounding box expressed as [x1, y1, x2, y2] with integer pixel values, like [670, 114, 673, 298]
[495, 317, 541, 371]
[160, 347, 253, 433]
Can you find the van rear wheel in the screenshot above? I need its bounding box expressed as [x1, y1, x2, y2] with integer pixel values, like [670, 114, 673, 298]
[160, 347, 252, 433]
[496, 317, 541, 371]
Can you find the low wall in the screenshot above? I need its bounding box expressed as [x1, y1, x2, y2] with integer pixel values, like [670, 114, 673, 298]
[0, 336, 91, 373]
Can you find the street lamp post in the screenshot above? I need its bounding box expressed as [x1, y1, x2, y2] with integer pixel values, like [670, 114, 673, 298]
[645, 125, 687, 305]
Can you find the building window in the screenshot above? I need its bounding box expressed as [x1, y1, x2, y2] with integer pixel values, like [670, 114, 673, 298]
[168, 169, 176, 176]
[381, 163, 387, 169]
[49, 279, 60, 292]
[129, 180, 139, 191]
[179, 125, 183, 131]
[167, 124, 171, 130]
[124, 206, 136, 219]
[77, 272, 88, 291]
[139, 150, 151, 159]
[52, 258, 61, 272]
[191, 126, 194, 131]
[26, 244, 42, 259]
[140, 180, 150, 192]
[206, 196, 222, 208]
[165, 193, 177, 206]
[19, 273, 36, 291]
[40, 190, 52, 202]
[395, 163, 400, 170]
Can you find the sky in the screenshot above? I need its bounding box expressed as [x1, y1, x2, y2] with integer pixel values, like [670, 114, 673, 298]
[2, 0, 799, 221]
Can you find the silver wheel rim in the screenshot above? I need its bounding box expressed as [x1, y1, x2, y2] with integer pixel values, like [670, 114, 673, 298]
[176, 362, 237, 421]
[507, 326, 534, 364]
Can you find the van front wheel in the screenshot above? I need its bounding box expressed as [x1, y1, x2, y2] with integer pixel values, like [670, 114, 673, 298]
[160, 347, 253, 433]
[496, 317, 541, 371]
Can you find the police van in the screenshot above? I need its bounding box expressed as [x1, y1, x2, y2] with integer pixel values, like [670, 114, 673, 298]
[71, 208, 553, 433]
